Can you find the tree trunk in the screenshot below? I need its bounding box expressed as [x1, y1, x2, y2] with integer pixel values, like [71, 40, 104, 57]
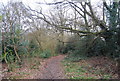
[116, 58, 120, 79]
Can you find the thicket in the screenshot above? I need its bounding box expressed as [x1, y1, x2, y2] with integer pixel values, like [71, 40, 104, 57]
[1, 1, 120, 75]
[0, 2, 56, 71]
[56, 1, 120, 62]
[63, 34, 120, 62]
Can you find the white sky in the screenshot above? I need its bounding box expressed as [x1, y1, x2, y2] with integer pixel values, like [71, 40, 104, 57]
[0, 0, 101, 9]
[0, 0, 102, 16]
[0, 0, 53, 9]
[0, 0, 102, 31]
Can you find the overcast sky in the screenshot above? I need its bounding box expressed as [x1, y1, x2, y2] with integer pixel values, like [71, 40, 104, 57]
[0, 0, 101, 9]
[0, 0, 103, 15]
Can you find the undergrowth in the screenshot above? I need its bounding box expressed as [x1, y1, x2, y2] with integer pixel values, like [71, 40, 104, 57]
[62, 59, 113, 79]
[65, 50, 87, 62]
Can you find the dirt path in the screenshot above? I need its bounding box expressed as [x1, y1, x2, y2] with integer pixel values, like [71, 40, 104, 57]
[2, 55, 66, 79]
[37, 55, 66, 79]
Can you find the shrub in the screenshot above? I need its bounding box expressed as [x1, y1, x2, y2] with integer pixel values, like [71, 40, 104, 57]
[18, 40, 29, 54]
[40, 50, 51, 58]
[65, 50, 87, 62]
[2, 30, 31, 63]
[28, 40, 39, 54]
[55, 42, 66, 54]
[86, 37, 107, 57]
[62, 43, 76, 54]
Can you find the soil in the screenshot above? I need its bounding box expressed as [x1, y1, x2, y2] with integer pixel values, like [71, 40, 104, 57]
[36, 55, 66, 79]
[86, 56, 117, 74]
[2, 55, 66, 79]
[2, 55, 118, 79]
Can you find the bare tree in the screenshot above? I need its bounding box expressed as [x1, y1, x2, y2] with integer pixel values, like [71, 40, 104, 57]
[2, 2, 30, 62]
[29, 0, 120, 78]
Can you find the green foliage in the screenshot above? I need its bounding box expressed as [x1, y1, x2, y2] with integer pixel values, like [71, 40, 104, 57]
[2, 33, 19, 62]
[40, 50, 51, 58]
[0, 15, 2, 21]
[29, 40, 38, 49]
[62, 43, 76, 54]
[2, 50, 15, 63]
[29, 49, 41, 57]
[18, 40, 29, 54]
[86, 37, 107, 57]
[55, 42, 65, 54]
[2, 29, 39, 65]
[62, 35, 90, 61]
[61, 36, 79, 54]
[60, 1, 120, 61]
[25, 39, 39, 57]
[65, 50, 87, 62]
[63, 30, 120, 60]
[62, 60, 113, 79]
[103, 1, 120, 59]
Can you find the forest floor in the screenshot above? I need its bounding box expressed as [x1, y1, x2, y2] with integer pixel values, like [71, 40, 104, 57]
[37, 55, 66, 79]
[2, 55, 66, 79]
[2, 55, 118, 79]
[62, 56, 118, 79]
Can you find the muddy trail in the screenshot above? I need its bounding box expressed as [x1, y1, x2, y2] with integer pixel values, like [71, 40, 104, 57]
[37, 55, 66, 79]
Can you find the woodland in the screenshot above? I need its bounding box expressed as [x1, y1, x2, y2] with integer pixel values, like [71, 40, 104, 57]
[0, 0, 120, 79]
